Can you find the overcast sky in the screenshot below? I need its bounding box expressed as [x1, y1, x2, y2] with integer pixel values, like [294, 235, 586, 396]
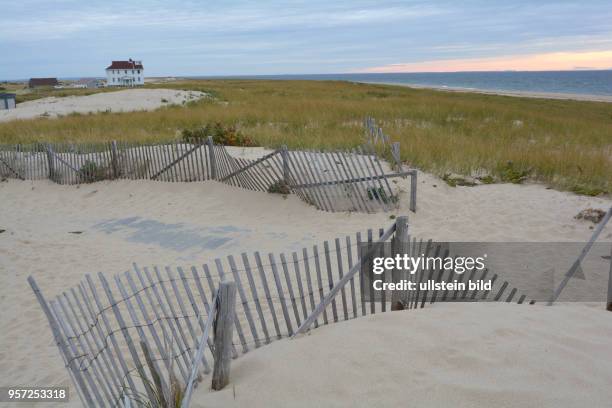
[2, 0, 612, 79]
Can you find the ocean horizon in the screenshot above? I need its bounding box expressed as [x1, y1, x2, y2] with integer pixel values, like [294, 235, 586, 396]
[187, 70, 612, 97]
[6, 70, 612, 98]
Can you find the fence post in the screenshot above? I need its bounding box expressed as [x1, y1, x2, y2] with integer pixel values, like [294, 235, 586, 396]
[212, 281, 236, 390]
[110, 140, 119, 179]
[45, 144, 56, 182]
[391, 142, 402, 173]
[392, 216, 409, 310]
[281, 145, 289, 184]
[207, 136, 217, 180]
[607, 244, 612, 312]
[409, 171, 417, 212]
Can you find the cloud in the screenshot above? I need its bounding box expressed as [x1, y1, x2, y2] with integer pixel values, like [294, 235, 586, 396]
[357, 50, 612, 72]
[0, 2, 444, 41]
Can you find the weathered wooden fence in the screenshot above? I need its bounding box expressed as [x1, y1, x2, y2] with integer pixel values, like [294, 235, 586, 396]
[365, 116, 417, 211]
[0, 137, 415, 213]
[28, 217, 533, 407]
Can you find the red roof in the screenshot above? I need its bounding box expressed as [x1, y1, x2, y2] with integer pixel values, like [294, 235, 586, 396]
[106, 60, 143, 70]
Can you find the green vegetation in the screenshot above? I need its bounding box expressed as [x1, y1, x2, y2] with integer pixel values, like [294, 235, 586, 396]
[0, 79, 610, 194]
[181, 122, 255, 146]
[78, 160, 107, 183]
[267, 180, 291, 195]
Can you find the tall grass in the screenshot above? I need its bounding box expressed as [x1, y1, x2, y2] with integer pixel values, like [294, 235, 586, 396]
[0, 80, 610, 194]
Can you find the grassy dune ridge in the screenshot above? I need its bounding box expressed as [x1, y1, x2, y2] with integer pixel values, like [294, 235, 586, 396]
[0, 80, 610, 194]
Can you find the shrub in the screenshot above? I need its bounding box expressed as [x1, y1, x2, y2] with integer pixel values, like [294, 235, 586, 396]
[367, 187, 397, 204]
[268, 180, 291, 195]
[499, 161, 530, 184]
[79, 160, 106, 183]
[442, 173, 477, 187]
[571, 184, 606, 196]
[478, 175, 495, 184]
[181, 122, 256, 146]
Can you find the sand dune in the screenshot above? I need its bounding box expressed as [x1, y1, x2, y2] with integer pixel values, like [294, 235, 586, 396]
[0, 89, 207, 122]
[0, 155, 611, 406]
[192, 303, 612, 408]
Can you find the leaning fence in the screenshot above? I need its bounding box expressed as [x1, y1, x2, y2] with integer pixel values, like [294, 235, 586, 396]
[0, 118, 418, 213]
[29, 217, 534, 407]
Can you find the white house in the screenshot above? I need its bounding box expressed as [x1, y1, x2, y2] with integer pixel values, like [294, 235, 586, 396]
[105, 59, 144, 87]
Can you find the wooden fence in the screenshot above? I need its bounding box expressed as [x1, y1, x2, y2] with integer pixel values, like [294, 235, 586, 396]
[0, 136, 416, 213]
[28, 217, 533, 407]
[365, 116, 417, 211]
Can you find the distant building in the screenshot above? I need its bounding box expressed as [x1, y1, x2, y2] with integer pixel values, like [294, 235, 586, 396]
[72, 78, 103, 89]
[105, 59, 144, 87]
[0, 93, 16, 110]
[28, 77, 59, 88]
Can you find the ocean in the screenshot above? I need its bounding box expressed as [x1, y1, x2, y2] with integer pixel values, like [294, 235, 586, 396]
[192, 70, 612, 97]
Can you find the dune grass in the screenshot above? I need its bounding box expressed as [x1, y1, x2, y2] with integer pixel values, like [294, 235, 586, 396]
[0, 79, 610, 194]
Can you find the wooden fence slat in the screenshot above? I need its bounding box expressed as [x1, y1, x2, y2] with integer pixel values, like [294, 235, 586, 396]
[301, 247, 318, 327]
[60, 291, 116, 403]
[254, 252, 282, 339]
[28, 277, 93, 406]
[356, 232, 367, 317]
[228, 255, 261, 348]
[345, 149, 377, 212]
[334, 238, 349, 320]
[345, 235, 358, 318]
[240, 253, 271, 344]
[131, 266, 189, 379]
[97, 272, 157, 404]
[178, 266, 217, 359]
[482, 274, 498, 300]
[323, 241, 339, 322]
[165, 267, 211, 372]
[84, 274, 139, 397]
[213, 259, 249, 353]
[113, 274, 171, 388]
[332, 152, 369, 212]
[124, 269, 177, 378]
[75, 283, 124, 393]
[138, 267, 191, 379]
[312, 244, 329, 325]
[279, 253, 302, 327]
[290, 150, 326, 211]
[291, 252, 309, 322]
[494, 281, 509, 301]
[50, 299, 106, 406]
[182, 286, 217, 407]
[268, 253, 294, 336]
[193, 265, 239, 359]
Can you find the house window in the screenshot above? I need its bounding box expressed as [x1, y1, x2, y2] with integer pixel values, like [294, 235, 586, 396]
[138, 70, 140, 74]
[125, 70, 127, 74]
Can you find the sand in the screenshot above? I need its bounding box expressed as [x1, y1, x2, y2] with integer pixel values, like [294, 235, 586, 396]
[364, 82, 612, 103]
[0, 89, 207, 122]
[1, 152, 611, 406]
[192, 302, 612, 408]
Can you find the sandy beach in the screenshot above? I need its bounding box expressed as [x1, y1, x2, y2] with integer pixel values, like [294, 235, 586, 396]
[0, 89, 207, 123]
[364, 82, 612, 103]
[1, 148, 611, 406]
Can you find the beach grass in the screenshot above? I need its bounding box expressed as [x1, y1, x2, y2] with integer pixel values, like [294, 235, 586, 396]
[0, 79, 610, 194]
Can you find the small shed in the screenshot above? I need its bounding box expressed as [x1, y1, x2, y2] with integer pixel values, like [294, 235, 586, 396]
[28, 77, 59, 88]
[0, 93, 16, 110]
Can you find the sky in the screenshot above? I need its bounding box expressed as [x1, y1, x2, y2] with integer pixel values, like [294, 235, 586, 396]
[1, 0, 612, 79]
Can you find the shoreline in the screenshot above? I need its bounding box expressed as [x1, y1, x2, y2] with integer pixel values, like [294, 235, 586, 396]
[359, 81, 612, 103]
